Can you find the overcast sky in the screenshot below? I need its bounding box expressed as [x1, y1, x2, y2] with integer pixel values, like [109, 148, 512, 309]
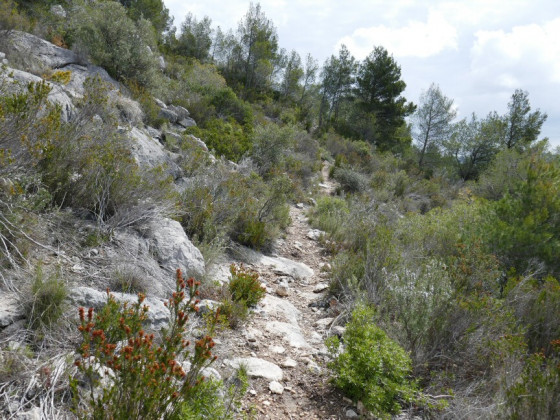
[165, 0, 560, 146]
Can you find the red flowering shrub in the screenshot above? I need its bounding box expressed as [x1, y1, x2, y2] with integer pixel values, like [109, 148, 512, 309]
[71, 269, 219, 419]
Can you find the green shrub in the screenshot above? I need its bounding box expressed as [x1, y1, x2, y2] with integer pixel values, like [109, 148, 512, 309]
[308, 195, 349, 240]
[26, 265, 67, 330]
[332, 166, 369, 194]
[71, 270, 223, 419]
[484, 154, 560, 276]
[327, 304, 418, 418]
[68, 1, 159, 87]
[40, 77, 175, 230]
[228, 264, 265, 307]
[216, 295, 249, 330]
[213, 264, 265, 329]
[186, 117, 251, 162]
[109, 266, 149, 294]
[0, 0, 31, 32]
[505, 347, 560, 420]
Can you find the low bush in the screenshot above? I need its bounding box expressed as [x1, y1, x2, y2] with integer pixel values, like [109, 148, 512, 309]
[228, 264, 265, 307]
[504, 347, 560, 420]
[181, 162, 291, 252]
[332, 166, 369, 194]
[109, 266, 149, 294]
[186, 117, 251, 162]
[71, 269, 228, 419]
[215, 264, 266, 329]
[67, 1, 159, 87]
[327, 304, 418, 418]
[26, 265, 67, 331]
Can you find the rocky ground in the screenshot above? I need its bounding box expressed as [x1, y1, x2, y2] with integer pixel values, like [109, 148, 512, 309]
[205, 165, 367, 419]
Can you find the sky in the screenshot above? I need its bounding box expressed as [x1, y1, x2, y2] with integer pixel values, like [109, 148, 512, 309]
[165, 0, 560, 146]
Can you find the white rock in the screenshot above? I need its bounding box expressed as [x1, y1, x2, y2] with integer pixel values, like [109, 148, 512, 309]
[275, 285, 289, 297]
[266, 321, 310, 349]
[269, 381, 284, 394]
[126, 127, 182, 178]
[332, 326, 346, 337]
[234, 246, 314, 280]
[296, 202, 304, 209]
[68, 287, 170, 330]
[306, 229, 325, 241]
[269, 345, 286, 354]
[281, 358, 298, 368]
[16, 406, 42, 420]
[0, 293, 23, 327]
[345, 409, 359, 418]
[225, 357, 283, 381]
[314, 317, 334, 329]
[146, 217, 205, 279]
[307, 361, 322, 375]
[260, 295, 301, 325]
[313, 283, 329, 293]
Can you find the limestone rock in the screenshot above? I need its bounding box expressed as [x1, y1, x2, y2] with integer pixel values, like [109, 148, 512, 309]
[198, 299, 220, 315]
[225, 357, 283, 381]
[314, 317, 334, 329]
[158, 107, 179, 124]
[275, 285, 289, 297]
[68, 287, 170, 330]
[146, 217, 205, 279]
[62, 64, 118, 98]
[269, 381, 284, 394]
[281, 358, 298, 368]
[185, 134, 209, 151]
[4, 31, 79, 73]
[306, 229, 325, 241]
[50, 5, 66, 18]
[313, 283, 329, 293]
[2, 67, 75, 122]
[345, 409, 359, 418]
[0, 293, 23, 328]
[233, 245, 314, 281]
[168, 105, 190, 119]
[260, 295, 301, 325]
[177, 116, 197, 128]
[307, 360, 322, 375]
[266, 321, 310, 349]
[125, 126, 182, 178]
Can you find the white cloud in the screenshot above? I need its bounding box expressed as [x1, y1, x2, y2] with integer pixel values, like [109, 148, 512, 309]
[337, 10, 458, 59]
[471, 18, 560, 88]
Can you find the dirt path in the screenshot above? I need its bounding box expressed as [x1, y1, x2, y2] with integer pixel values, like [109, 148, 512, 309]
[211, 163, 352, 419]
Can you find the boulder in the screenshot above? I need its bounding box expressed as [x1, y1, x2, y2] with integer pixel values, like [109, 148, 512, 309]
[233, 245, 314, 280]
[265, 321, 310, 349]
[225, 357, 283, 381]
[158, 107, 179, 124]
[146, 217, 205, 279]
[259, 294, 301, 325]
[269, 381, 284, 394]
[167, 105, 190, 119]
[68, 287, 170, 330]
[62, 64, 118, 98]
[2, 67, 75, 122]
[306, 229, 325, 241]
[0, 292, 24, 328]
[154, 98, 167, 109]
[4, 31, 79, 73]
[125, 127, 182, 178]
[184, 134, 208, 152]
[50, 5, 67, 18]
[176, 116, 197, 128]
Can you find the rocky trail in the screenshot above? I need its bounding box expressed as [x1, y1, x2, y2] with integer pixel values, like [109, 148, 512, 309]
[208, 164, 359, 419]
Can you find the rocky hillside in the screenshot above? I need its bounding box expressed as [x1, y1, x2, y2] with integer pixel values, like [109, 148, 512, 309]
[0, 30, 353, 419]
